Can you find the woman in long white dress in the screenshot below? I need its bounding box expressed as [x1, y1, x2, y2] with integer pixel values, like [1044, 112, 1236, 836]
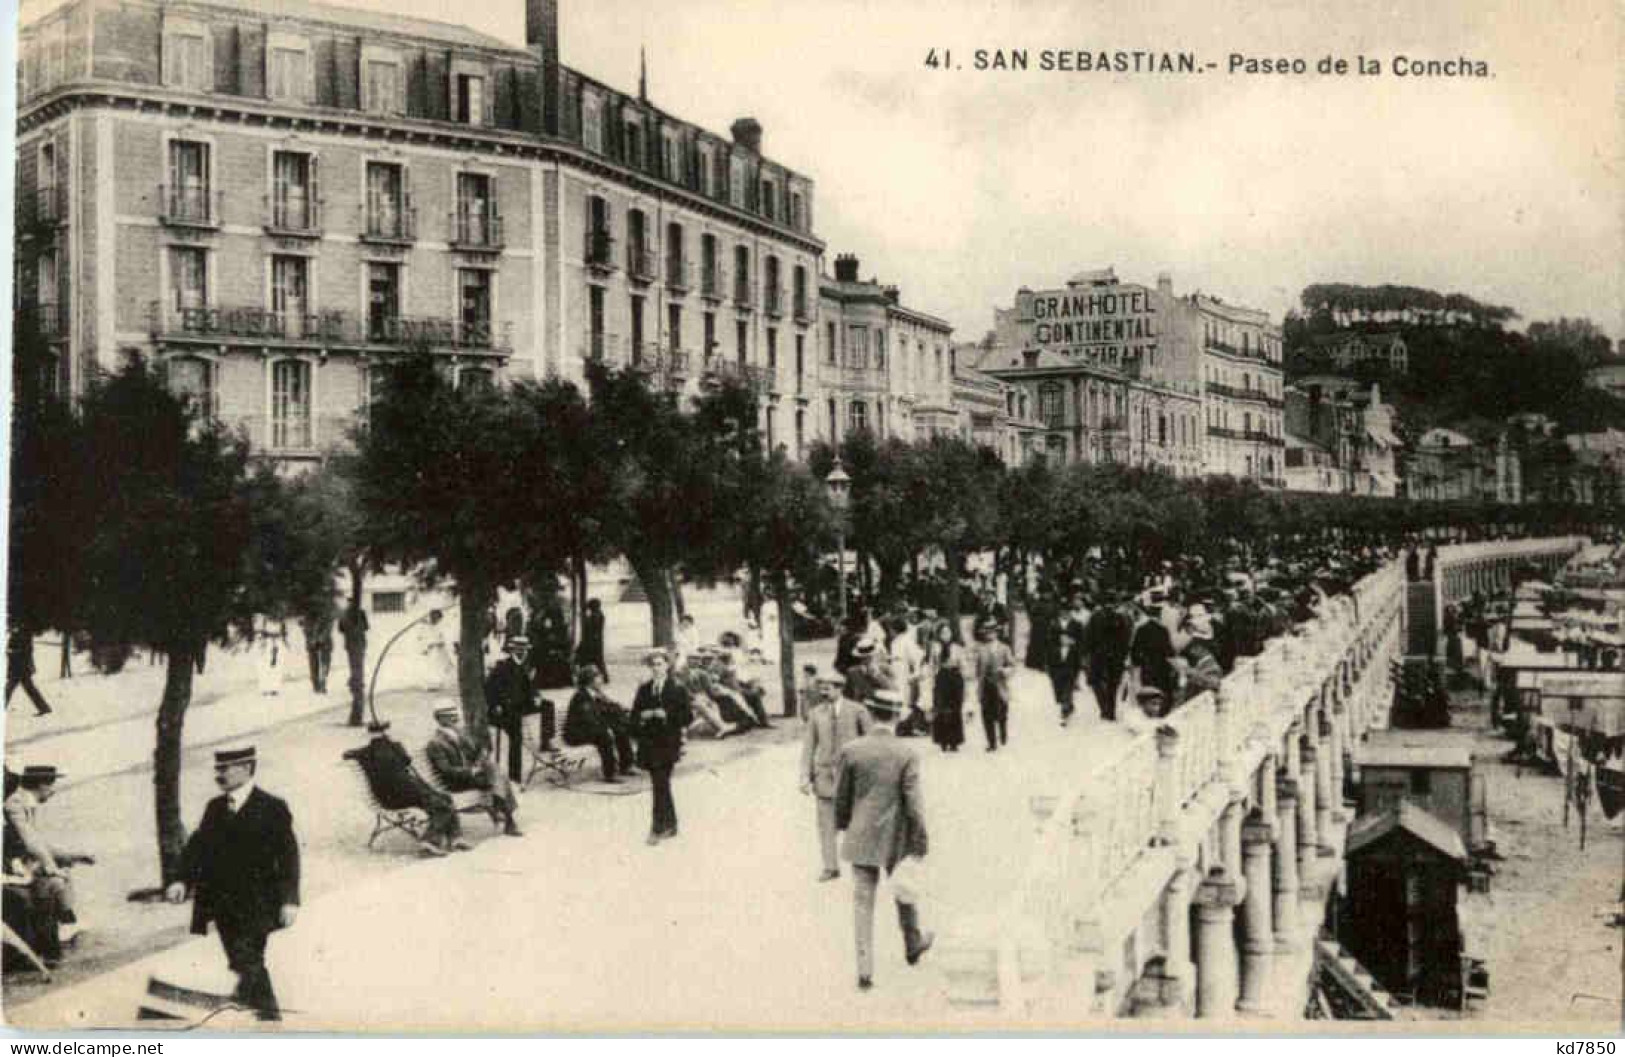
[257, 617, 287, 695]
[418, 610, 456, 691]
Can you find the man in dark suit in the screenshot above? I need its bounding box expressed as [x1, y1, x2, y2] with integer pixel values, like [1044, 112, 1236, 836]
[486, 636, 547, 783]
[629, 650, 691, 845]
[1084, 593, 1134, 722]
[342, 720, 466, 855]
[425, 706, 521, 836]
[834, 689, 932, 991]
[165, 746, 299, 1022]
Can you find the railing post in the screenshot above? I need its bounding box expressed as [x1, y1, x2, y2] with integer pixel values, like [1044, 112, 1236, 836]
[1155, 725, 1181, 847]
[1296, 737, 1320, 880]
[1236, 809, 1275, 1014]
[1192, 866, 1244, 1018]
[1272, 774, 1301, 952]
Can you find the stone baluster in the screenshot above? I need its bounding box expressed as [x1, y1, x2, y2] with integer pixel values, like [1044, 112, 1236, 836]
[1272, 775, 1301, 952]
[1161, 865, 1197, 1010]
[1236, 810, 1275, 1014]
[1283, 719, 1302, 784]
[1328, 701, 1348, 820]
[1296, 738, 1320, 879]
[1221, 796, 1246, 881]
[1315, 713, 1335, 840]
[1155, 726, 1181, 847]
[1193, 866, 1244, 1018]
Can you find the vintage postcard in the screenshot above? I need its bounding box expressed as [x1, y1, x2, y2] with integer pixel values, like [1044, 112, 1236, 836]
[3, 0, 1622, 1037]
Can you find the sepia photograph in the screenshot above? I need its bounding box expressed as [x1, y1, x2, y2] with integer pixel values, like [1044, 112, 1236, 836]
[2, 0, 1622, 1037]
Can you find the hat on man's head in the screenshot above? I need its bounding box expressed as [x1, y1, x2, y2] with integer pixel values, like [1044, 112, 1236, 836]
[433, 704, 462, 725]
[213, 746, 256, 769]
[852, 637, 877, 658]
[866, 688, 906, 715]
[20, 765, 62, 785]
[366, 720, 392, 734]
[503, 635, 530, 652]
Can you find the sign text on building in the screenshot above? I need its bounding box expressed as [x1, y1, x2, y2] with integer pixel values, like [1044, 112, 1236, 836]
[1021, 284, 1159, 371]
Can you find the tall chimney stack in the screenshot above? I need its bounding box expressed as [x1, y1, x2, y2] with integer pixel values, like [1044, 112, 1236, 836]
[730, 117, 763, 154]
[834, 253, 859, 283]
[527, 0, 560, 133]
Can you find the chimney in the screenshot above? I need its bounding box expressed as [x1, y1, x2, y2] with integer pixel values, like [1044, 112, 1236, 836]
[834, 254, 859, 283]
[527, 0, 560, 133]
[883, 285, 900, 305]
[730, 117, 763, 154]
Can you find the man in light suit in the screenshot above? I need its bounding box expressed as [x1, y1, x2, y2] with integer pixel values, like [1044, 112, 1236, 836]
[834, 688, 933, 991]
[800, 670, 871, 882]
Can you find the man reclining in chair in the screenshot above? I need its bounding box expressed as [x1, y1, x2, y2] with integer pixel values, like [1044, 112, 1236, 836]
[425, 705, 522, 837]
[563, 666, 638, 783]
[3, 765, 92, 967]
[343, 720, 468, 856]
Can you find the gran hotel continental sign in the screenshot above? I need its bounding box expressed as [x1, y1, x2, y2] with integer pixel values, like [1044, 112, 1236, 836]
[1017, 283, 1161, 372]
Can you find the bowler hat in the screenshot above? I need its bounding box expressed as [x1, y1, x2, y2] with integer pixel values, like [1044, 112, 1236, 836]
[19, 765, 61, 784]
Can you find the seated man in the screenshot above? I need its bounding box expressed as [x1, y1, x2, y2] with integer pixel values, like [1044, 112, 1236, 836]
[3, 765, 92, 966]
[424, 705, 521, 837]
[680, 652, 748, 738]
[715, 652, 773, 729]
[343, 720, 467, 856]
[563, 666, 637, 783]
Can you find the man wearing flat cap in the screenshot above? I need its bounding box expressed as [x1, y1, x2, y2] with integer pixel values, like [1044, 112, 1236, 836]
[166, 746, 299, 1021]
[800, 670, 870, 881]
[834, 688, 932, 991]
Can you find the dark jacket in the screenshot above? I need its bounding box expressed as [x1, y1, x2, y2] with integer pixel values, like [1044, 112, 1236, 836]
[1084, 606, 1134, 677]
[179, 786, 300, 937]
[1131, 620, 1178, 698]
[630, 677, 692, 769]
[563, 688, 624, 746]
[577, 611, 606, 663]
[424, 728, 489, 791]
[343, 736, 446, 813]
[484, 657, 535, 730]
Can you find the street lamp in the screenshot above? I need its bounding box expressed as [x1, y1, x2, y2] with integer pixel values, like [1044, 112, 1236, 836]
[367, 607, 445, 727]
[825, 458, 852, 621]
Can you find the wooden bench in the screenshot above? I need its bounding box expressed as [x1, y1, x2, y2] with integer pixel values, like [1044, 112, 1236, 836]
[523, 736, 599, 789]
[343, 759, 428, 851]
[407, 746, 503, 831]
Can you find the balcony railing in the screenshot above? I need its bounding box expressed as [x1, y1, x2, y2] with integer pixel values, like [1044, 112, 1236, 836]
[627, 246, 656, 283]
[265, 195, 323, 237]
[158, 184, 222, 228]
[240, 414, 356, 454]
[148, 301, 512, 351]
[666, 259, 690, 293]
[763, 286, 785, 318]
[734, 282, 754, 310]
[1207, 425, 1242, 440]
[450, 209, 504, 251]
[21, 302, 63, 338]
[31, 186, 63, 227]
[359, 199, 417, 244]
[1245, 429, 1282, 445]
[793, 296, 812, 324]
[1204, 337, 1269, 363]
[703, 359, 768, 390]
[581, 332, 623, 364]
[699, 264, 725, 301]
[584, 230, 616, 272]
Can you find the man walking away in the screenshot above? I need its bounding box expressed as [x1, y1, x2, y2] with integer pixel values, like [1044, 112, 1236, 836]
[834, 689, 932, 991]
[6, 626, 51, 716]
[973, 619, 1016, 751]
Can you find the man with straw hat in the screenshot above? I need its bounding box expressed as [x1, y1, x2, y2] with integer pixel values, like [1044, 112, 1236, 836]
[801, 669, 870, 882]
[165, 745, 300, 1022]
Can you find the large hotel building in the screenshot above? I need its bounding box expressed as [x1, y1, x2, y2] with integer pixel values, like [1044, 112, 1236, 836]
[15, 0, 832, 466]
[982, 268, 1285, 485]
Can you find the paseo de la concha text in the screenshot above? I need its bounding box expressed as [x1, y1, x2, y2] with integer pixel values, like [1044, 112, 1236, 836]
[923, 49, 1491, 77]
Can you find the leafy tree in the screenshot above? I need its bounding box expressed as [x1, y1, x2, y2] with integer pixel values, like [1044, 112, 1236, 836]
[68, 358, 259, 887]
[352, 353, 557, 740]
[909, 436, 1005, 630]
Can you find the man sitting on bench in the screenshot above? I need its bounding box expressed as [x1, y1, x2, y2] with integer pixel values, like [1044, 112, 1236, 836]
[343, 721, 468, 856]
[425, 706, 521, 837]
[3, 765, 92, 966]
[563, 666, 637, 783]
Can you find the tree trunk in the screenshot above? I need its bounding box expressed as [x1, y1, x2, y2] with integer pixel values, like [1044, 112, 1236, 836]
[59, 635, 71, 679]
[773, 571, 798, 719]
[344, 561, 367, 727]
[670, 570, 687, 622]
[943, 544, 962, 635]
[153, 643, 194, 886]
[747, 564, 764, 624]
[629, 554, 677, 648]
[458, 578, 495, 744]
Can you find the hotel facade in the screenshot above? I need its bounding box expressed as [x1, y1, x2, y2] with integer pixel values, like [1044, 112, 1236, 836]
[16, 0, 823, 467]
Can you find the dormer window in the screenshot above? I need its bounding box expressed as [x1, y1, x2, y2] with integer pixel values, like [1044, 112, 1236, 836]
[361, 47, 404, 116]
[458, 75, 485, 125]
[163, 19, 212, 91]
[582, 93, 603, 153]
[266, 33, 313, 104]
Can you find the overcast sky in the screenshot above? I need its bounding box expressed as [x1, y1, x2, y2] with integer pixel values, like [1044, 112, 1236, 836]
[22, 0, 1622, 342]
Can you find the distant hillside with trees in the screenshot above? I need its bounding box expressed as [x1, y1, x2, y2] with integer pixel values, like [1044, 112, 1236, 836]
[1283, 283, 1625, 443]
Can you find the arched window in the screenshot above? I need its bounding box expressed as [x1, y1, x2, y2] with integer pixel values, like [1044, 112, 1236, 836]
[1039, 382, 1065, 428]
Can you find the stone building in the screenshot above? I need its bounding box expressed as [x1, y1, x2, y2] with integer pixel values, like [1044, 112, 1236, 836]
[1404, 427, 1523, 504]
[15, 0, 823, 467]
[1284, 376, 1400, 497]
[982, 268, 1285, 481]
[1309, 330, 1409, 374]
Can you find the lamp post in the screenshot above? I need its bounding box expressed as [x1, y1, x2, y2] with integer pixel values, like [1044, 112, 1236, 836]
[367, 608, 444, 727]
[825, 458, 851, 622]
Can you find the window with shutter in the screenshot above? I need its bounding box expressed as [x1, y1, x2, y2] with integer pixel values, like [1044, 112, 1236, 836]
[583, 95, 602, 153]
[271, 359, 313, 449]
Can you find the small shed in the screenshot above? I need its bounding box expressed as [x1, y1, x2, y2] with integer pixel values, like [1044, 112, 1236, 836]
[1356, 744, 1484, 850]
[1340, 802, 1468, 1006]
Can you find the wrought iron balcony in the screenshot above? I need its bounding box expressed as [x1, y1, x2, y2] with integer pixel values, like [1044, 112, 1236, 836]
[240, 413, 357, 454]
[581, 331, 623, 365]
[28, 186, 63, 228]
[584, 230, 616, 272]
[666, 259, 690, 293]
[359, 199, 417, 244]
[733, 282, 754, 310]
[627, 247, 656, 283]
[265, 195, 323, 238]
[450, 208, 504, 251]
[703, 359, 768, 391]
[21, 302, 63, 338]
[763, 286, 786, 319]
[158, 184, 222, 229]
[793, 296, 813, 324]
[1207, 425, 1242, 440]
[148, 301, 512, 352]
[699, 264, 725, 301]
